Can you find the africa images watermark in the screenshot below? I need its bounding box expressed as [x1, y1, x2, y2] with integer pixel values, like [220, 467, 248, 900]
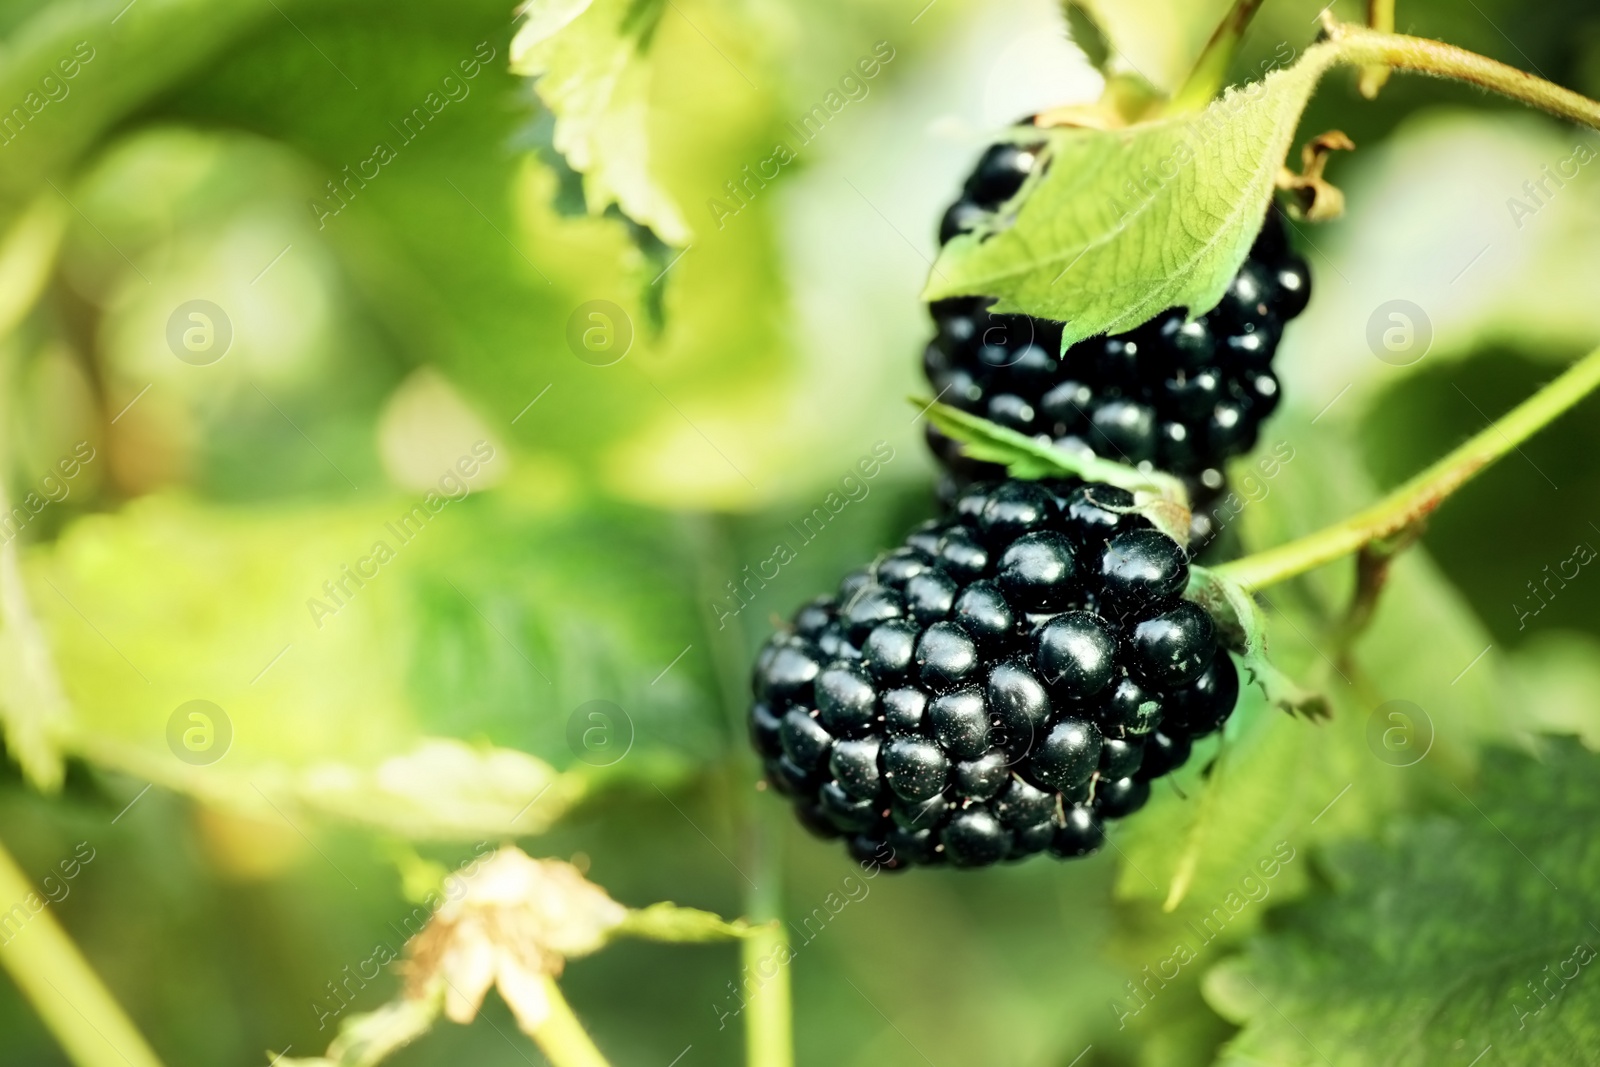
[310, 841, 496, 1031]
[310, 41, 497, 229]
[0, 40, 96, 148]
[1513, 535, 1596, 631]
[712, 840, 897, 1031]
[305, 441, 497, 629]
[707, 40, 897, 231]
[710, 440, 896, 630]
[0, 440, 97, 548]
[1505, 139, 1598, 229]
[0, 842, 97, 948]
[1109, 840, 1297, 1030]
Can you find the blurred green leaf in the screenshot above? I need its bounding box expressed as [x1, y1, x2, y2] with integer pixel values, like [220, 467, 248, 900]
[511, 0, 691, 244]
[614, 901, 758, 942]
[924, 40, 1344, 344]
[22, 487, 725, 838]
[1208, 736, 1600, 1066]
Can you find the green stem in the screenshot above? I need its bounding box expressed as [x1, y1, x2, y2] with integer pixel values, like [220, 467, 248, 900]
[742, 802, 792, 1067]
[1168, 0, 1267, 113]
[0, 835, 165, 1067]
[526, 976, 612, 1067]
[1216, 343, 1600, 592]
[1357, 0, 1397, 97]
[1329, 22, 1600, 130]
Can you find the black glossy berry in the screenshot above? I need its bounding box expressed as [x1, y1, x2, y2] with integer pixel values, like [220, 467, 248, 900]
[986, 660, 1052, 744]
[1088, 399, 1158, 464]
[952, 580, 1014, 648]
[997, 530, 1078, 610]
[905, 568, 959, 624]
[1028, 719, 1102, 792]
[886, 823, 941, 865]
[929, 688, 990, 760]
[780, 709, 833, 770]
[1136, 729, 1192, 781]
[863, 620, 919, 684]
[1034, 611, 1118, 699]
[939, 199, 986, 243]
[1274, 257, 1312, 317]
[980, 480, 1056, 547]
[916, 621, 980, 690]
[816, 666, 877, 737]
[964, 142, 1041, 205]
[794, 597, 832, 638]
[936, 526, 989, 582]
[1100, 528, 1189, 609]
[1164, 649, 1239, 738]
[942, 809, 1013, 867]
[755, 641, 820, 704]
[882, 687, 928, 735]
[1094, 776, 1150, 819]
[817, 780, 878, 831]
[954, 751, 1010, 799]
[876, 548, 932, 590]
[842, 586, 904, 642]
[750, 703, 783, 758]
[883, 737, 949, 801]
[1099, 676, 1164, 738]
[1050, 805, 1104, 858]
[1099, 737, 1144, 779]
[830, 737, 883, 800]
[1130, 601, 1216, 689]
[992, 777, 1053, 828]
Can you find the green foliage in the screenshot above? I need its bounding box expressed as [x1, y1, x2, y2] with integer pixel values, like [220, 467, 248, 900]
[923, 42, 1345, 345]
[1, 0, 1599, 1065]
[1209, 737, 1600, 1065]
[21, 490, 723, 837]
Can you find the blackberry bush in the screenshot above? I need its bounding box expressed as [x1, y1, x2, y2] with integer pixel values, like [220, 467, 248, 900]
[748, 478, 1238, 870]
[924, 133, 1311, 487]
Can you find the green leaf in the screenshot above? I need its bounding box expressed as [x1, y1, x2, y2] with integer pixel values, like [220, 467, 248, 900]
[511, 0, 692, 244]
[23, 490, 724, 838]
[1062, 3, 1111, 72]
[1207, 737, 1600, 1066]
[918, 399, 1192, 542]
[921, 41, 1347, 346]
[614, 902, 760, 943]
[0, 0, 277, 219]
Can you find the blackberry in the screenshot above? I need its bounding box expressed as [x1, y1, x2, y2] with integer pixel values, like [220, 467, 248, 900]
[925, 127, 1310, 489]
[749, 478, 1240, 870]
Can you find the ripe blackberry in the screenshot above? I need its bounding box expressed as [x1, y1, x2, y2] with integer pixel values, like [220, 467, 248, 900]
[749, 478, 1240, 870]
[924, 128, 1310, 485]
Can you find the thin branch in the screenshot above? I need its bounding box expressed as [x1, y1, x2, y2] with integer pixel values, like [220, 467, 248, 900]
[1359, 0, 1397, 97]
[1328, 22, 1600, 130]
[525, 976, 612, 1067]
[1216, 343, 1600, 592]
[0, 835, 166, 1067]
[1169, 0, 1268, 113]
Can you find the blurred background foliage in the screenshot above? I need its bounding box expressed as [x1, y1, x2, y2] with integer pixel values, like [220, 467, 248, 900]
[1, 0, 1600, 1063]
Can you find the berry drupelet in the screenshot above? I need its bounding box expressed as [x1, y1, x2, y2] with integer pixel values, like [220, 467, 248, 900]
[924, 130, 1311, 487]
[748, 478, 1240, 871]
